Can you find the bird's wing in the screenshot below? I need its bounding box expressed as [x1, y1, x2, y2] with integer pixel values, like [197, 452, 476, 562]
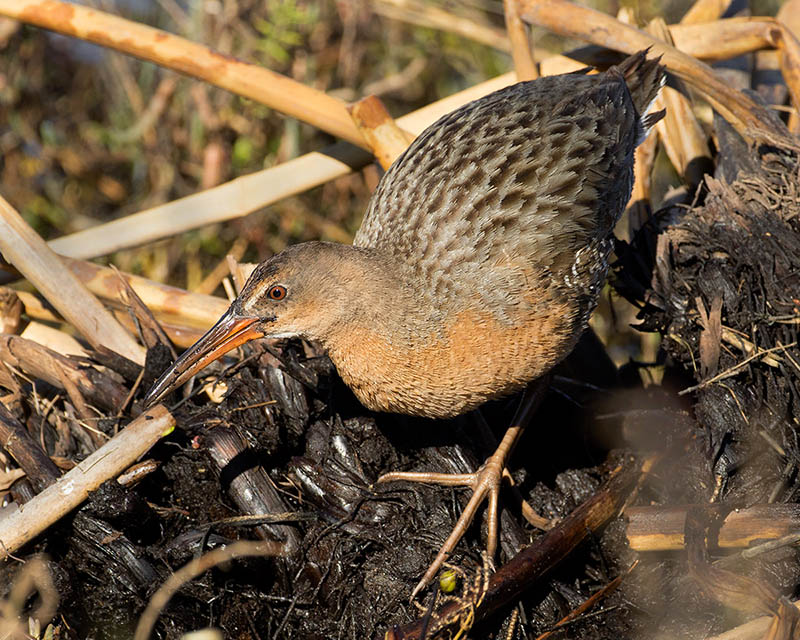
[353, 70, 642, 319]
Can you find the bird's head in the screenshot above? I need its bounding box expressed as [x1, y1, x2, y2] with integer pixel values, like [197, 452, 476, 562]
[143, 241, 380, 408]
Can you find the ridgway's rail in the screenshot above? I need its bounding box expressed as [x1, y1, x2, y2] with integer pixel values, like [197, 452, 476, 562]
[145, 50, 666, 599]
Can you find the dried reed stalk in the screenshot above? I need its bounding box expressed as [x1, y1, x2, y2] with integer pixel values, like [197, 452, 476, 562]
[0, 0, 368, 147]
[647, 18, 711, 188]
[0, 196, 145, 365]
[60, 257, 228, 330]
[0, 405, 174, 559]
[518, 0, 784, 143]
[626, 504, 800, 551]
[670, 18, 782, 60]
[504, 0, 538, 80]
[42, 73, 516, 260]
[348, 96, 413, 170]
[20, 321, 88, 357]
[681, 0, 731, 24]
[14, 266, 221, 347]
[370, 0, 511, 52]
[777, 23, 800, 128]
[46, 143, 369, 260]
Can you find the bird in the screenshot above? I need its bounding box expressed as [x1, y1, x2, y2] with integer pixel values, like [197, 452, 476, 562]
[145, 50, 666, 598]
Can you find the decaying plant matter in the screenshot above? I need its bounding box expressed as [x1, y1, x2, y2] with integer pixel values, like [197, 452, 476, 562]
[0, 0, 800, 638]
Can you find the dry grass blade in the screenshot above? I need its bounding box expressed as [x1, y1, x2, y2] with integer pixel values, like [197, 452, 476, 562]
[348, 96, 413, 170]
[0, 406, 174, 560]
[504, 0, 538, 80]
[1, 0, 367, 148]
[133, 540, 285, 640]
[517, 0, 785, 144]
[0, 195, 145, 365]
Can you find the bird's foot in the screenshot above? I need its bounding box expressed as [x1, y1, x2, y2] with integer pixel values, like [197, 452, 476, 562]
[377, 425, 522, 601]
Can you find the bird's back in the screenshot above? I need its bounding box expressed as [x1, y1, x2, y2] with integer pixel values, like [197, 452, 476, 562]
[354, 52, 665, 330]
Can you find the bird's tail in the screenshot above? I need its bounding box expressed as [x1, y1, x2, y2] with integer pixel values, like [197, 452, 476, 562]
[615, 49, 667, 132]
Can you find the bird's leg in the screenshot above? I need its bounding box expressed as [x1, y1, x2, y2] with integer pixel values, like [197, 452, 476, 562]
[377, 378, 549, 600]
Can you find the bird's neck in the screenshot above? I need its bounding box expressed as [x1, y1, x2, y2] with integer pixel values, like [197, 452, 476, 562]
[312, 247, 440, 349]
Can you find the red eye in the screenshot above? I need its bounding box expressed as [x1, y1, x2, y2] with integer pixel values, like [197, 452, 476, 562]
[267, 285, 287, 300]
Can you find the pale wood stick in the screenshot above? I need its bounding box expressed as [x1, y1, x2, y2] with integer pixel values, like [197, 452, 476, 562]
[348, 96, 413, 170]
[539, 55, 588, 75]
[517, 0, 784, 143]
[0, 0, 371, 148]
[681, 0, 731, 24]
[0, 195, 145, 365]
[0, 405, 174, 559]
[647, 18, 711, 188]
[504, 0, 538, 80]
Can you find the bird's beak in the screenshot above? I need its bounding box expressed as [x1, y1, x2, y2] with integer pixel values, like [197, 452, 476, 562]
[143, 310, 264, 408]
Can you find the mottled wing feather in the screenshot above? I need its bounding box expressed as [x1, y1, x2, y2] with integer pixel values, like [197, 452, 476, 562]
[354, 69, 643, 321]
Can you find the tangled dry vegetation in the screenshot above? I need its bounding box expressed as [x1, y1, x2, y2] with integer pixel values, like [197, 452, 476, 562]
[1, 0, 800, 638]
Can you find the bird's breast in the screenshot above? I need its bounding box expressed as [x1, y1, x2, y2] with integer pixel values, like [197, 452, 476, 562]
[324, 298, 580, 419]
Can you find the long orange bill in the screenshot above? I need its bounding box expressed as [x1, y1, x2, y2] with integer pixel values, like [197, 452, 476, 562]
[143, 310, 264, 408]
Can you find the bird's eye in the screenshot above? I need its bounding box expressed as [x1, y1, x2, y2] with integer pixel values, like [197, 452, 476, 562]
[267, 285, 287, 301]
